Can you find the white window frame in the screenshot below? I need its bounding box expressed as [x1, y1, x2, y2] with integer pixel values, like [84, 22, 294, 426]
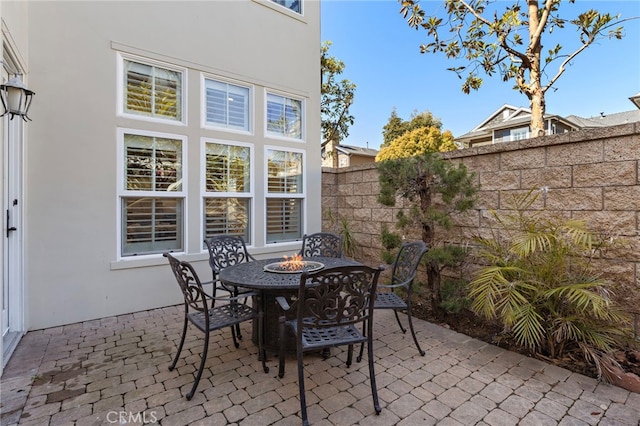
[264, 146, 306, 245]
[201, 138, 255, 248]
[264, 90, 305, 142]
[269, 0, 302, 14]
[116, 128, 188, 260]
[117, 53, 187, 126]
[201, 75, 253, 135]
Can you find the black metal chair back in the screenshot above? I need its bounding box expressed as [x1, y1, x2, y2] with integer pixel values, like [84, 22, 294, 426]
[299, 232, 343, 258]
[391, 240, 428, 286]
[204, 235, 255, 277]
[166, 251, 208, 316]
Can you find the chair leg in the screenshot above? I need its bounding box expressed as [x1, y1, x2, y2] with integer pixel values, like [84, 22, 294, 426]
[169, 317, 188, 371]
[297, 344, 310, 426]
[234, 287, 243, 341]
[278, 316, 286, 378]
[357, 321, 367, 363]
[366, 332, 381, 415]
[393, 309, 407, 334]
[258, 311, 269, 373]
[230, 326, 240, 348]
[405, 304, 425, 356]
[346, 344, 353, 367]
[187, 330, 209, 400]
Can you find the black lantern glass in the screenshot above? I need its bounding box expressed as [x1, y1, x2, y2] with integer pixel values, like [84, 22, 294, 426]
[1, 75, 35, 121]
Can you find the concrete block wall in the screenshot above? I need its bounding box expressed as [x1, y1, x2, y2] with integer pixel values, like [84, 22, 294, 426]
[322, 123, 640, 312]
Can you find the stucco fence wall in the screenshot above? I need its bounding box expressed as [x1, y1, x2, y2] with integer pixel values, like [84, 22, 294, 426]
[321, 122, 640, 314]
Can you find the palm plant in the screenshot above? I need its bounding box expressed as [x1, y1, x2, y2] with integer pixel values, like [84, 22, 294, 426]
[469, 189, 632, 381]
[325, 209, 359, 259]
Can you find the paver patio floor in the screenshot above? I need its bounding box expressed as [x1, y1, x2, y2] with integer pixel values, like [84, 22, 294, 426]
[1, 305, 639, 425]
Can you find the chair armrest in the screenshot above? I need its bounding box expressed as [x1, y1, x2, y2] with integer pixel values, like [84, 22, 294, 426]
[378, 272, 416, 291]
[205, 290, 258, 302]
[275, 296, 291, 312]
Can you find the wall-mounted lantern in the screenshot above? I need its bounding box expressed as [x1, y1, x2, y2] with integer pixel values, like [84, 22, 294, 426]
[1, 75, 35, 121]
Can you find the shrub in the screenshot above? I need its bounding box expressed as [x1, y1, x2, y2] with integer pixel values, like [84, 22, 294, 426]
[469, 189, 632, 381]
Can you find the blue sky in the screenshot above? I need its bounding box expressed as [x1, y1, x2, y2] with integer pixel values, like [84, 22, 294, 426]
[320, 0, 640, 149]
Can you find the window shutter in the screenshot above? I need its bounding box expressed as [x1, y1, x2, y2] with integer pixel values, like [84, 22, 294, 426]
[205, 79, 249, 131]
[203, 198, 250, 243]
[124, 59, 181, 121]
[266, 198, 302, 243]
[154, 68, 180, 119]
[120, 131, 185, 257]
[122, 197, 183, 255]
[125, 134, 182, 192]
[266, 93, 302, 139]
[205, 143, 250, 193]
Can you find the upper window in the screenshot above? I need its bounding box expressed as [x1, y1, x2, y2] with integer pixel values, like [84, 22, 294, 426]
[265, 148, 304, 243]
[122, 58, 183, 122]
[118, 129, 186, 257]
[511, 127, 529, 141]
[269, 0, 301, 14]
[204, 78, 251, 132]
[203, 140, 253, 244]
[266, 92, 303, 140]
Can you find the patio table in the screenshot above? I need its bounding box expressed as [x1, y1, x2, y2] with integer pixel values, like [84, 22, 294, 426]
[218, 256, 361, 353]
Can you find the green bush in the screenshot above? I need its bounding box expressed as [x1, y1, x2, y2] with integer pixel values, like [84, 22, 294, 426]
[469, 189, 632, 381]
[440, 278, 471, 314]
[380, 223, 402, 264]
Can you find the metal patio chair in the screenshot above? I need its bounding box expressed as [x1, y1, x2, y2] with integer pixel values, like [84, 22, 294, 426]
[276, 265, 383, 426]
[204, 235, 256, 344]
[164, 253, 268, 400]
[298, 232, 343, 258]
[358, 240, 428, 361]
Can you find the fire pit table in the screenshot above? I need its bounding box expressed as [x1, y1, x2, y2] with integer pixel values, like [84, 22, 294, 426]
[218, 256, 361, 353]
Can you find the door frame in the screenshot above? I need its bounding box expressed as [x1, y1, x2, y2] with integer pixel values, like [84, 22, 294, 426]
[1, 49, 26, 376]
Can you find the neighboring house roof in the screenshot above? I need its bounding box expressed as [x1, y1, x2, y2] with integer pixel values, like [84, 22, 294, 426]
[334, 144, 378, 158]
[566, 110, 640, 128]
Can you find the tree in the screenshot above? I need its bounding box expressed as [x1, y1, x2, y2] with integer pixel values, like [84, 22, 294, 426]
[399, 0, 633, 136]
[377, 150, 478, 318]
[321, 41, 356, 145]
[376, 126, 456, 161]
[381, 109, 443, 147]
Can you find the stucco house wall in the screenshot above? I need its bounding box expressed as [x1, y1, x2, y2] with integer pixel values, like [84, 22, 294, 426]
[11, 0, 320, 331]
[322, 123, 640, 312]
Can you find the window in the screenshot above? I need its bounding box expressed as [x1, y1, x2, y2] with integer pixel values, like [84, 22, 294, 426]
[203, 141, 253, 243]
[265, 148, 304, 243]
[204, 78, 250, 132]
[269, 0, 301, 14]
[511, 127, 529, 141]
[118, 129, 186, 257]
[122, 58, 183, 122]
[266, 92, 303, 140]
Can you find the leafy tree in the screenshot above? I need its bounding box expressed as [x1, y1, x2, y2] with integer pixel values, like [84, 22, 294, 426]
[381, 109, 443, 147]
[321, 41, 356, 145]
[469, 189, 632, 382]
[381, 108, 406, 148]
[376, 126, 456, 161]
[399, 0, 634, 136]
[377, 151, 478, 318]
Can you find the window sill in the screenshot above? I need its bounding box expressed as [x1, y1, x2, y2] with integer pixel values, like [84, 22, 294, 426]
[110, 253, 208, 270]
